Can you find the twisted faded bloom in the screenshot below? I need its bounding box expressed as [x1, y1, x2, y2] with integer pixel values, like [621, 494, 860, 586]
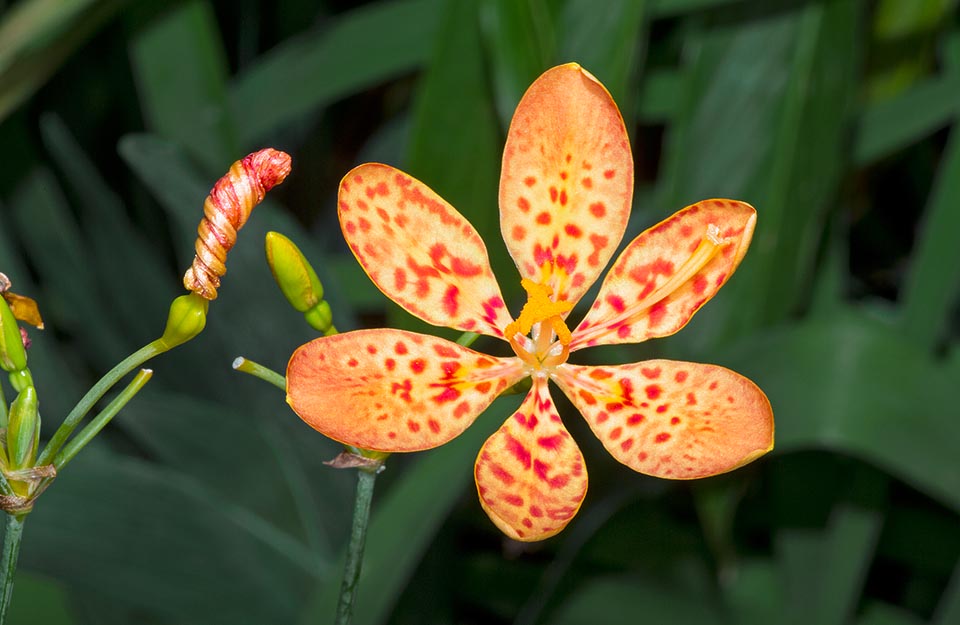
[287, 64, 773, 541]
[184, 148, 292, 299]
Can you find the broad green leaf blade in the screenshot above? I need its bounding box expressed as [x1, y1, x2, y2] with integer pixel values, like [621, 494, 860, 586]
[547, 575, 724, 625]
[302, 396, 516, 625]
[479, 0, 555, 128]
[854, 73, 960, 165]
[724, 309, 960, 512]
[897, 70, 960, 351]
[39, 114, 175, 340]
[129, 0, 238, 172]
[0, 0, 123, 124]
[557, 0, 647, 113]
[9, 167, 130, 367]
[232, 0, 443, 145]
[22, 447, 311, 625]
[775, 468, 885, 625]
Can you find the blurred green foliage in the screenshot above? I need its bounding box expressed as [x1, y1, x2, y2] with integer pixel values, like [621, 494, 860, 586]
[0, 0, 958, 623]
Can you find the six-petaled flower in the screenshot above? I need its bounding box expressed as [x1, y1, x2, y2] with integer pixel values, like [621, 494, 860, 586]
[287, 63, 774, 541]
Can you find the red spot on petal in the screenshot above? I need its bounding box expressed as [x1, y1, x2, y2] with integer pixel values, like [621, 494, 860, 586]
[606, 402, 624, 412]
[681, 224, 693, 237]
[578, 389, 597, 405]
[564, 223, 582, 238]
[395, 342, 408, 355]
[428, 419, 441, 433]
[433, 387, 461, 404]
[357, 217, 371, 232]
[529, 505, 543, 517]
[675, 370, 689, 383]
[605, 294, 626, 313]
[603, 169, 615, 179]
[559, 189, 568, 206]
[536, 211, 551, 225]
[503, 494, 524, 507]
[657, 404, 669, 413]
[596, 411, 609, 424]
[476, 381, 492, 393]
[442, 285, 459, 316]
[385, 358, 396, 370]
[366, 345, 377, 354]
[641, 367, 661, 379]
[670, 417, 680, 425]
[524, 176, 536, 187]
[645, 384, 662, 400]
[589, 202, 606, 218]
[518, 197, 530, 212]
[648, 301, 667, 327]
[407, 420, 421, 432]
[589, 369, 614, 380]
[686, 392, 697, 405]
[638, 452, 648, 461]
[582, 177, 593, 189]
[549, 187, 559, 203]
[609, 427, 623, 440]
[454, 402, 470, 418]
[505, 435, 531, 469]
[347, 358, 358, 367]
[709, 381, 719, 390]
[410, 358, 426, 374]
[538, 435, 564, 450]
[627, 413, 644, 425]
[433, 344, 459, 358]
[512, 225, 526, 241]
[522, 518, 533, 528]
[617, 325, 631, 338]
[490, 463, 514, 484]
[692, 274, 708, 295]
[560, 171, 568, 180]
[345, 221, 356, 234]
[655, 432, 671, 443]
[620, 438, 634, 452]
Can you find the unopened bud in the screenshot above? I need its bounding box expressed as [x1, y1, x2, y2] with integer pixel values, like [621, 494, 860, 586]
[160, 293, 209, 349]
[265, 232, 336, 334]
[7, 385, 39, 470]
[0, 296, 27, 373]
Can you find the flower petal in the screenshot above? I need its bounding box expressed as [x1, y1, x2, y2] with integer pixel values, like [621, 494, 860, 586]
[570, 199, 756, 350]
[500, 63, 633, 309]
[474, 378, 588, 541]
[553, 360, 773, 479]
[340, 163, 513, 338]
[287, 329, 525, 451]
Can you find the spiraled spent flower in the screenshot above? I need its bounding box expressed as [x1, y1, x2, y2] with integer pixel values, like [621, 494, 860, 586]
[183, 149, 292, 300]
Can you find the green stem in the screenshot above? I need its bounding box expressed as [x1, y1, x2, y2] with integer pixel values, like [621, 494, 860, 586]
[53, 369, 153, 471]
[0, 379, 8, 428]
[0, 513, 25, 625]
[37, 340, 165, 466]
[335, 468, 378, 625]
[232, 357, 286, 391]
[456, 331, 479, 347]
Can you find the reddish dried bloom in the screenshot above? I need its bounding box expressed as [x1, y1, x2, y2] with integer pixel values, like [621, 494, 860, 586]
[183, 149, 292, 299]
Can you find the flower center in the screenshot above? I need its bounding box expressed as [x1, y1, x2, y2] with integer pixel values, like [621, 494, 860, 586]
[504, 279, 573, 370]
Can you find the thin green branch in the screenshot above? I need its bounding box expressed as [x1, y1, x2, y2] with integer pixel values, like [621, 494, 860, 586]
[456, 331, 479, 347]
[232, 357, 286, 391]
[0, 513, 25, 625]
[335, 467, 379, 625]
[53, 369, 153, 471]
[37, 340, 165, 466]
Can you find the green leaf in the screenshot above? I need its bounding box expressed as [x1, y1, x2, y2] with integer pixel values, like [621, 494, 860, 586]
[558, 0, 647, 112]
[547, 575, 723, 625]
[0, 0, 123, 124]
[3, 572, 77, 625]
[724, 309, 960, 512]
[479, 0, 554, 128]
[232, 0, 443, 145]
[129, 0, 237, 173]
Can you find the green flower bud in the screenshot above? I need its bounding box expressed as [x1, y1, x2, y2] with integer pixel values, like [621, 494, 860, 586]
[0, 295, 27, 373]
[265, 232, 324, 312]
[7, 385, 39, 470]
[160, 293, 209, 349]
[303, 301, 334, 334]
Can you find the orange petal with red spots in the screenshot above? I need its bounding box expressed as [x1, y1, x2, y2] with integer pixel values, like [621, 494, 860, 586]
[287, 329, 525, 451]
[339, 163, 513, 338]
[553, 360, 773, 479]
[570, 199, 756, 350]
[474, 378, 588, 541]
[500, 63, 633, 309]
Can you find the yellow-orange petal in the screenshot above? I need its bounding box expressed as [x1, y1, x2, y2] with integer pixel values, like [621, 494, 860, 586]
[474, 378, 588, 541]
[553, 360, 773, 479]
[570, 199, 756, 350]
[500, 63, 633, 309]
[287, 329, 525, 451]
[339, 163, 513, 338]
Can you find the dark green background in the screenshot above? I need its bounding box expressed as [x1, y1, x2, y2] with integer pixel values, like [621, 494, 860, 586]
[0, 0, 957, 623]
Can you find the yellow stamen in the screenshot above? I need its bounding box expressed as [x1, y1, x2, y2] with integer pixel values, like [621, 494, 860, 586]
[505, 279, 573, 346]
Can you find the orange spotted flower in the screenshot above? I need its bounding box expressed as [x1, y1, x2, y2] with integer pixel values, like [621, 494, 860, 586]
[287, 64, 774, 541]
